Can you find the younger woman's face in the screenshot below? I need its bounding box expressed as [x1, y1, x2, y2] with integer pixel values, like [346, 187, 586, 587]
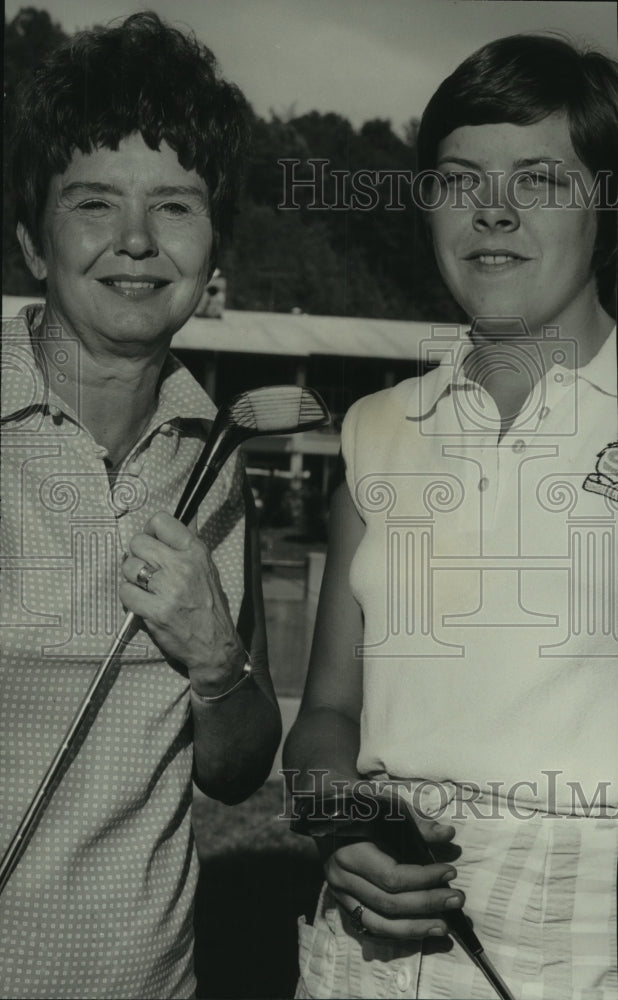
[429, 113, 600, 337]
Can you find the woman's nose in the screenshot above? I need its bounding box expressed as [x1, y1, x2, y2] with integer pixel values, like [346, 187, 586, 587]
[113, 207, 158, 258]
[472, 206, 519, 233]
[472, 175, 520, 233]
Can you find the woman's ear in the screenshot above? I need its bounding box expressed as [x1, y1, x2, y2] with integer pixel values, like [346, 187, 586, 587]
[16, 222, 48, 281]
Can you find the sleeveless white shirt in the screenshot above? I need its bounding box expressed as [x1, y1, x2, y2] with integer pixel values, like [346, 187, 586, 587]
[342, 327, 618, 814]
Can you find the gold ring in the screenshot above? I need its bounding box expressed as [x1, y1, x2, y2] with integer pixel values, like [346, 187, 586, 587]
[136, 564, 155, 592]
[350, 904, 367, 935]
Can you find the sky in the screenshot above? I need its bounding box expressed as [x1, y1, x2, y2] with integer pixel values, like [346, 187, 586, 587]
[5, 1, 618, 129]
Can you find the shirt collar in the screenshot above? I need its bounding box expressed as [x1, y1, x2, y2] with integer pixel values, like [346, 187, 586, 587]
[410, 324, 617, 419]
[406, 333, 475, 421]
[569, 326, 617, 397]
[1, 303, 217, 427]
[149, 352, 217, 431]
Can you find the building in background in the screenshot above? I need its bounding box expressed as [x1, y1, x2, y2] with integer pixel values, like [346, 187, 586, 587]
[2, 296, 437, 535]
[170, 306, 438, 523]
[194, 269, 227, 319]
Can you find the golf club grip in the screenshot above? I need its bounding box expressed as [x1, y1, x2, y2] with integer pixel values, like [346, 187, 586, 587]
[371, 799, 484, 957]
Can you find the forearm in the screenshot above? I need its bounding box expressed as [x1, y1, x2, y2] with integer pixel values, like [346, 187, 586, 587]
[191, 666, 281, 803]
[282, 706, 361, 795]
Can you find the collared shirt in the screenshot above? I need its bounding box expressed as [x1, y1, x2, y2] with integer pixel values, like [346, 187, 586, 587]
[342, 325, 618, 814]
[0, 306, 245, 998]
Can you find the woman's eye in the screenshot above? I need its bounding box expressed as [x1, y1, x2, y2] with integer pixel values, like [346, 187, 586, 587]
[158, 202, 190, 216]
[78, 199, 110, 211]
[442, 172, 479, 186]
[517, 171, 552, 186]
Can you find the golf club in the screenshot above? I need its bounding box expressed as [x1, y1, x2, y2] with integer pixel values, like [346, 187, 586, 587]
[292, 789, 516, 1000]
[0, 385, 330, 896]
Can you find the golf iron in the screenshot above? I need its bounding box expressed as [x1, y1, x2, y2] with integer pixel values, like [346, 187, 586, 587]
[0, 385, 331, 896]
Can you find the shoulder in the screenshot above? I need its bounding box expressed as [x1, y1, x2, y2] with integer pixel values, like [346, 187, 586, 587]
[343, 381, 410, 432]
[342, 367, 444, 440]
[340, 381, 417, 488]
[163, 351, 218, 421]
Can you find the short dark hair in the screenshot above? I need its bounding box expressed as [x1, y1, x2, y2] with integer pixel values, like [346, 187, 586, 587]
[417, 34, 618, 309]
[11, 11, 252, 263]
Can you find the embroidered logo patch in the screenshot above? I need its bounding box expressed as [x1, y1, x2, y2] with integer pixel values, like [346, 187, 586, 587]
[583, 441, 618, 502]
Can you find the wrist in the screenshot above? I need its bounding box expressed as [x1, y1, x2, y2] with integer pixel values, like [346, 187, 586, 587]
[291, 782, 381, 838]
[189, 642, 247, 697]
[191, 656, 253, 702]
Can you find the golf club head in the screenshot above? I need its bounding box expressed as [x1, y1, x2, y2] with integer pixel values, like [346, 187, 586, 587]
[225, 385, 330, 435]
[175, 386, 331, 525]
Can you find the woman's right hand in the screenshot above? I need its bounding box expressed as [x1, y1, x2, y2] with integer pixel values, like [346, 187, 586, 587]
[318, 815, 464, 939]
[284, 483, 464, 940]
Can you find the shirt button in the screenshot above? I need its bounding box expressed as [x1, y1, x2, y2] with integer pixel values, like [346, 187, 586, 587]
[160, 422, 175, 436]
[539, 406, 550, 420]
[396, 966, 411, 992]
[92, 444, 108, 459]
[512, 440, 525, 454]
[48, 404, 62, 419]
[478, 477, 489, 492]
[127, 457, 144, 475]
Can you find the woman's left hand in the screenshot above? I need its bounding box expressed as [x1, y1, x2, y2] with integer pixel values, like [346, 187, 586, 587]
[120, 510, 246, 693]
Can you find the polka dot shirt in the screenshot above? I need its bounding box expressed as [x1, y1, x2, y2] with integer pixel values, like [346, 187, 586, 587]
[0, 307, 246, 999]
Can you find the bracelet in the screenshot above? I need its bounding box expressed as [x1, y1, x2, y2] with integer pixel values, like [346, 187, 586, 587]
[191, 659, 253, 703]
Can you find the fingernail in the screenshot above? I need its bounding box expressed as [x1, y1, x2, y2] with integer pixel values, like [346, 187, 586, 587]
[441, 869, 457, 883]
[445, 894, 463, 909]
[428, 926, 445, 936]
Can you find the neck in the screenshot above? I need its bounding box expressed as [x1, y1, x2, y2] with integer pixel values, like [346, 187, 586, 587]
[34, 307, 168, 466]
[464, 297, 614, 439]
[468, 293, 614, 369]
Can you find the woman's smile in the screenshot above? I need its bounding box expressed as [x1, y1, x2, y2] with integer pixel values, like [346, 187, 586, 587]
[96, 275, 172, 298]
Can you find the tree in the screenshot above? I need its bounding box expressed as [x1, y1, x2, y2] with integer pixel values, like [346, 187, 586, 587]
[2, 10, 463, 321]
[4, 8, 68, 295]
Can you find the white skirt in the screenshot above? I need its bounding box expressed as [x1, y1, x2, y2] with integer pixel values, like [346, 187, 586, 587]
[295, 786, 618, 1000]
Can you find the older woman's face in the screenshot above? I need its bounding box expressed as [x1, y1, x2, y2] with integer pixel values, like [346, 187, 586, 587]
[25, 133, 213, 350]
[429, 112, 600, 337]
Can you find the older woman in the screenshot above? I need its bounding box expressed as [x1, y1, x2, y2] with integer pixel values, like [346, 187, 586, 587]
[1, 12, 280, 999]
[285, 34, 617, 1000]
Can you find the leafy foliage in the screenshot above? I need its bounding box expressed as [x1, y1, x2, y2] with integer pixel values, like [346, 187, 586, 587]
[4, 8, 69, 294]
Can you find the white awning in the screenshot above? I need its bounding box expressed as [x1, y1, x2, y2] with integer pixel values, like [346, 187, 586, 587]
[3, 296, 438, 360]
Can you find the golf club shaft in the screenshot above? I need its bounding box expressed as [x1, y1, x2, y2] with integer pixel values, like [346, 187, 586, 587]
[0, 613, 139, 895]
[389, 798, 517, 1000]
[1, 384, 329, 894]
[0, 447, 222, 896]
[469, 950, 516, 1000]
